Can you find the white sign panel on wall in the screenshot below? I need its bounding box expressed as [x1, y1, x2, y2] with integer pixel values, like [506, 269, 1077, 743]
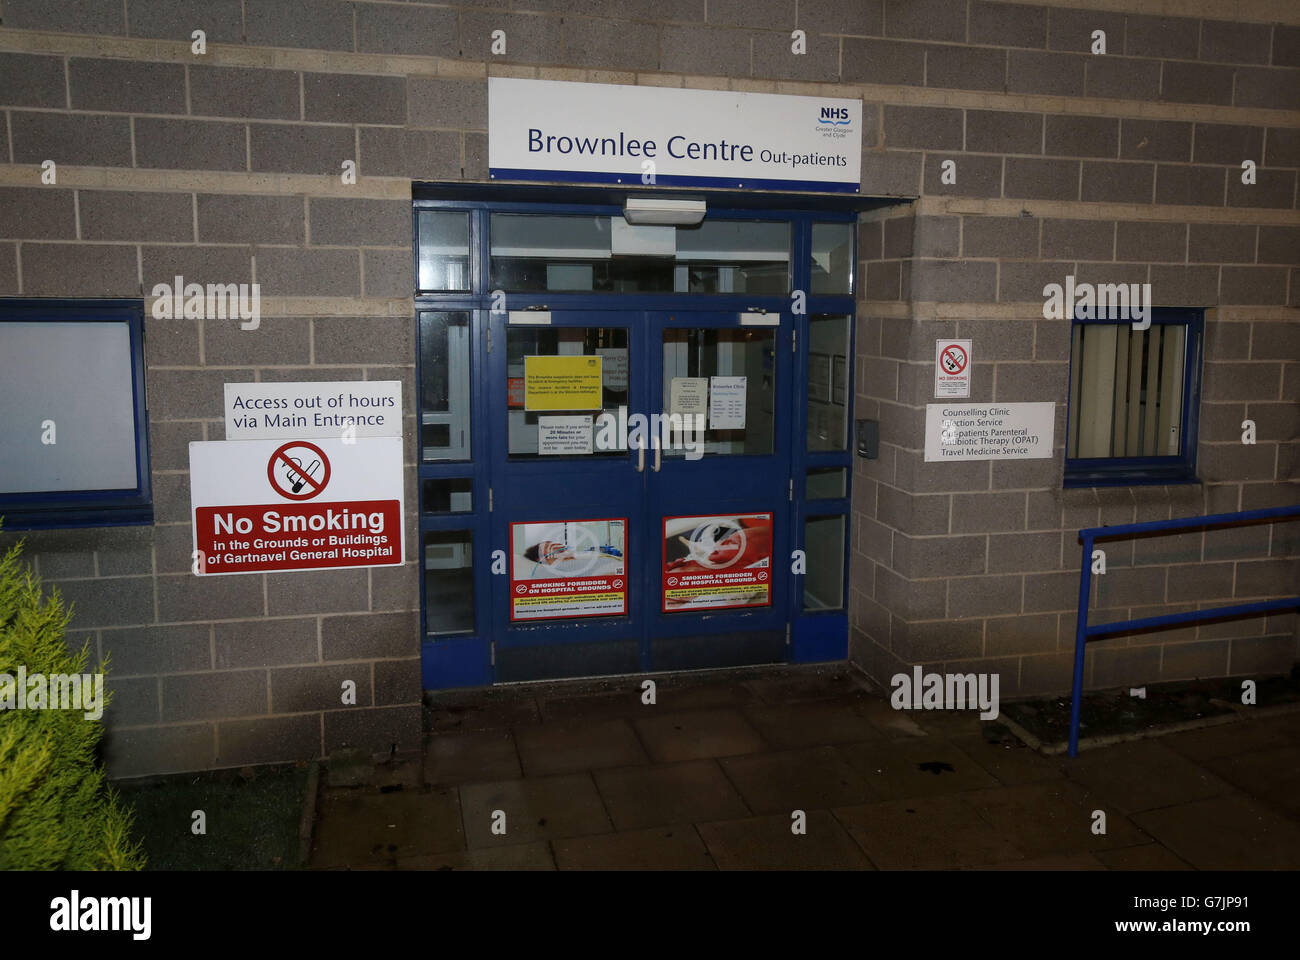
[924, 403, 1055, 462]
[934, 339, 971, 398]
[224, 381, 402, 440]
[189, 437, 404, 575]
[488, 78, 862, 193]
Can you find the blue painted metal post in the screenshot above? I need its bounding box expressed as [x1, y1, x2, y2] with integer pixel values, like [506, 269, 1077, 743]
[1068, 533, 1094, 758]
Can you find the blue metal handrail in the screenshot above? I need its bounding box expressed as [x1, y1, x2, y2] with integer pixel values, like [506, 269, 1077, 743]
[1069, 504, 1300, 757]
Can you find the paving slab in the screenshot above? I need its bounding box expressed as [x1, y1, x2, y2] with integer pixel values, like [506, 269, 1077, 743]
[311, 787, 464, 868]
[949, 734, 1066, 785]
[1062, 738, 1235, 814]
[423, 728, 522, 785]
[396, 841, 555, 870]
[459, 773, 612, 848]
[833, 794, 1025, 870]
[742, 698, 886, 749]
[719, 746, 880, 815]
[1132, 793, 1300, 869]
[553, 826, 716, 870]
[970, 853, 1107, 870]
[632, 707, 767, 762]
[834, 737, 1001, 800]
[961, 780, 1151, 858]
[1094, 842, 1193, 870]
[697, 810, 875, 870]
[427, 692, 541, 732]
[741, 669, 864, 704]
[513, 718, 649, 777]
[1161, 715, 1297, 762]
[593, 759, 751, 831]
[1202, 745, 1300, 819]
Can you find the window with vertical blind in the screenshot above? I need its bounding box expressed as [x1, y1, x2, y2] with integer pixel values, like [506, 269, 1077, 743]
[1065, 308, 1202, 487]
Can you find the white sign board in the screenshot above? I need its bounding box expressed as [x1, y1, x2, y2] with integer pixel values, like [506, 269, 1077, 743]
[538, 415, 594, 455]
[224, 381, 402, 440]
[934, 340, 971, 398]
[489, 78, 861, 193]
[669, 377, 709, 415]
[596, 348, 628, 390]
[189, 437, 404, 575]
[924, 403, 1055, 462]
[709, 376, 747, 430]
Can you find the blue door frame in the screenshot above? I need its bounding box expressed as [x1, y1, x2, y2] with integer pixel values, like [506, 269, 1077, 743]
[416, 193, 858, 689]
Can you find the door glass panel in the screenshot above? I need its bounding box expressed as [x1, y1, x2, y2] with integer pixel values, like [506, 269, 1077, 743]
[506, 326, 630, 457]
[419, 311, 471, 461]
[807, 314, 849, 452]
[806, 467, 846, 499]
[811, 222, 854, 294]
[422, 478, 473, 513]
[661, 327, 775, 457]
[489, 214, 789, 294]
[417, 211, 471, 292]
[803, 515, 845, 611]
[425, 530, 474, 634]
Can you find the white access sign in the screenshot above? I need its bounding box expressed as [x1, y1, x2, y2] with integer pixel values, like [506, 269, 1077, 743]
[224, 381, 402, 440]
[489, 77, 861, 192]
[935, 339, 971, 398]
[924, 403, 1055, 462]
[188, 437, 404, 575]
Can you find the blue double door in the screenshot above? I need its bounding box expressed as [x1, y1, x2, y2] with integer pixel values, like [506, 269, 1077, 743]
[488, 308, 796, 682]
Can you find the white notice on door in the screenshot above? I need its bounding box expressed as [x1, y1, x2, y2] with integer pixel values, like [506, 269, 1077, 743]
[709, 376, 747, 430]
[596, 348, 628, 391]
[669, 377, 708, 415]
[538, 415, 593, 455]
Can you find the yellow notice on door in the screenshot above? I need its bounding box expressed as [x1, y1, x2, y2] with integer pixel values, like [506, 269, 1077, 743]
[524, 355, 604, 411]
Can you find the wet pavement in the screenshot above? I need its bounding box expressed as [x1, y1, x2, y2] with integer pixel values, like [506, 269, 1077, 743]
[307, 665, 1300, 870]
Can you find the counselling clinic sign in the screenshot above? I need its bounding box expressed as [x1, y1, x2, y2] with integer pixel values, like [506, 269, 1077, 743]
[488, 78, 862, 192]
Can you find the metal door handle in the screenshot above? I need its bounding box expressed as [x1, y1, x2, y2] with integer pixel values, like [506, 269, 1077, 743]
[636, 439, 645, 472]
[653, 439, 661, 472]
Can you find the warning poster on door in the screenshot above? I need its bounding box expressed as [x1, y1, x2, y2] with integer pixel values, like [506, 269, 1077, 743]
[524, 355, 603, 411]
[663, 513, 772, 612]
[188, 437, 404, 575]
[510, 518, 627, 620]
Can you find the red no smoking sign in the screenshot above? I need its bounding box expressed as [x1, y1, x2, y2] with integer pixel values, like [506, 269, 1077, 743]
[267, 441, 331, 501]
[940, 343, 967, 374]
[189, 436, 404, 576]
[935, 338, 972, 398]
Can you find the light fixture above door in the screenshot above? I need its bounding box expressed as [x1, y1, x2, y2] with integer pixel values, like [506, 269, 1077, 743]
[622, 197, 707, 226]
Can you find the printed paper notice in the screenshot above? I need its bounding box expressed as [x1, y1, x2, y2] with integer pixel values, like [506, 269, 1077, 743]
[708, 376, 746, 430]
[524, 355, 603, 411]
[538, 415, 593, 455]
[670, 377, 708, 416]
[596, 348, 628, 391]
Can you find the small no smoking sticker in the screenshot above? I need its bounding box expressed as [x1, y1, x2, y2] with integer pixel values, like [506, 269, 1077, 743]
[935, 339, 972, 399]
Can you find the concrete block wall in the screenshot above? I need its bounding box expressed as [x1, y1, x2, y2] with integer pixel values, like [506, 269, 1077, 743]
[850, 0, 1300, 695]
[0, 0, 1295, 775]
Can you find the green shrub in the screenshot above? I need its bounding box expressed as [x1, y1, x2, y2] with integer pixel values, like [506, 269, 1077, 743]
[0, 533, 144, 870]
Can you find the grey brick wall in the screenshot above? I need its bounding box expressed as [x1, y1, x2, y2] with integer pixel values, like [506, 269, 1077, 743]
[0, 0, 1296, 777]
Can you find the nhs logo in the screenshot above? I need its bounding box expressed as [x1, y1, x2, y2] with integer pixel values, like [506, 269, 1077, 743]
[818, 106, 850, 124]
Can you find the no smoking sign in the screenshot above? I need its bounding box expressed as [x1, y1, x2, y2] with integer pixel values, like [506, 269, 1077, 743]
[935, 339, 972, 398]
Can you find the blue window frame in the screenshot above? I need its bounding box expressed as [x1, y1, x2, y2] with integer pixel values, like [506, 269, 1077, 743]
[1064, 307, 1203, 488]
[0, 299, 152, 529]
